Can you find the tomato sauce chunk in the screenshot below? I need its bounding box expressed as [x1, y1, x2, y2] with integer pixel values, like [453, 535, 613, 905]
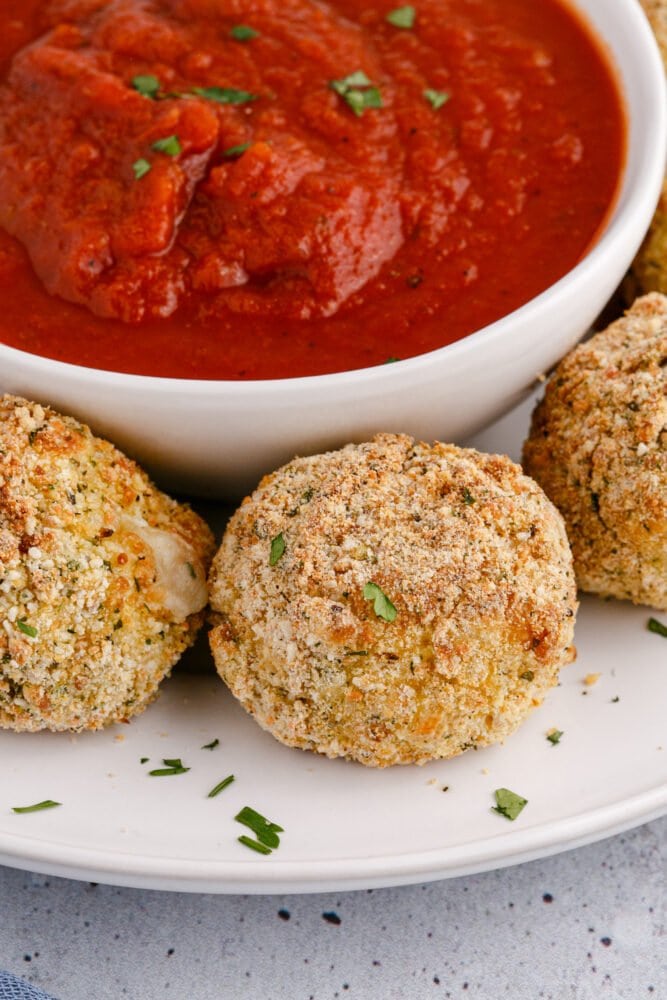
[0, 0, 625, 378]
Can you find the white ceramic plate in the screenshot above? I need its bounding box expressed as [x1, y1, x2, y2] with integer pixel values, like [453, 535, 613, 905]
[0, 396, 665, 894]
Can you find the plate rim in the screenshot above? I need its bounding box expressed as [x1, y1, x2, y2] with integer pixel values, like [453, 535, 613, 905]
[0, 776, 665, 894]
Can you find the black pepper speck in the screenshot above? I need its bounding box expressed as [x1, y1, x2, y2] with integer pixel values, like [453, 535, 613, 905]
[278, 909, 290, 921]
[322, 911, 341, 925]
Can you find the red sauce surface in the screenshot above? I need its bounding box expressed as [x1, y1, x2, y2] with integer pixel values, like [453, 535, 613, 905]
[0, 0, 625, 379]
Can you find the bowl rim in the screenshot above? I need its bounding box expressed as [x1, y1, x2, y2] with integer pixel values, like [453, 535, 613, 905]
[0, 0, 665, 400]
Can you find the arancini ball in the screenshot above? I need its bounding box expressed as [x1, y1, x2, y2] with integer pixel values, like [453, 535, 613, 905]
[523, 293, 667, 609]
[0, 395, 215, 732]
[209, 433, 577, 768]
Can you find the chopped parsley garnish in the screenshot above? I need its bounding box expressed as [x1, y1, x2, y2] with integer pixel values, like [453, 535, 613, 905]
[238, 835, 272, 855]
[202, 738, 220, 750]
[520, 670, 534, 681]
[133, 158, 152, 180]
[208, 775, 235, 798]
[223, 142, 252, 159]
[462, 487, 475, 505]
[148, 758, 190, 776]
[330, 71, 383, 117]
[423, 88, 450, 110]
[383, 357, 400, 364]
[151, 135, 182, 156]
[492, 787, 528, 821]
[363, 582, 397, 623]
[193, 86, 258, 105]
[12, 800, 61, 814]
[235, 805, 284, 851]
[140, 757, 149, 764]
[16, 620, 38, 638]
[185, 561, 197, 579]
[546, 729, 563, 745]
[132, 74, 161, 99]
[648, 616, 667, 638]
[386, 5, 416, 29]
[230, 24, 260, 41]
[270, 532, 286, 566]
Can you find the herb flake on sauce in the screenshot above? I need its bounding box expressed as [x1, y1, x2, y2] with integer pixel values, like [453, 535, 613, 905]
[423, 88, 450, 110]
[132, 158, 152, 180]
[386, 6, 416, 29]
[151, 135, 182, 156]
[223, 142, 252, 159]
[330, 71, 383, 117]
[230, 25, 260, 41]
[131, 74, 161, 98]
[193, 86, 258, 105]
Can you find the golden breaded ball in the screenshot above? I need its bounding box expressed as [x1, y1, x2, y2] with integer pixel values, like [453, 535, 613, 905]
[628, 1, 667, 297]
[0, 395, 215, 732]
[628, 182, 667, 300]
[209, 433, 577, 768]
[523, 293, 667, 609]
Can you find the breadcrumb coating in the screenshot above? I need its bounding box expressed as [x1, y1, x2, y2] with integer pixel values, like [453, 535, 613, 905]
[628, 1, 667, 297]
[523, 293, 667, 609]
[209, 434, 577, 768]
[0, 395, 215, 732]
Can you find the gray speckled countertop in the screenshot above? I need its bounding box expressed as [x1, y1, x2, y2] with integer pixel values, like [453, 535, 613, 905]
[1, 816, 665, 1000]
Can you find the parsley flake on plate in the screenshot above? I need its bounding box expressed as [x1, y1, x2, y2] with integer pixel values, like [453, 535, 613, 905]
[238, 835, 272, 855]
[148, 758, 190, 776]
[648, 616, 667, 638]
[235, 806, 284, 854]
[492, 787, 528, 821]
[208, 775, 235, 798]
[12, 800, 61, 814]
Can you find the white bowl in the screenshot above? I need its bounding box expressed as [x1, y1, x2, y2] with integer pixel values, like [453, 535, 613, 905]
[1, 0, 665, 498]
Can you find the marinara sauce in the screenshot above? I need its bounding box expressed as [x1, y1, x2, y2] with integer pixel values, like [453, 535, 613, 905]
[0, 0, 625, 379]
